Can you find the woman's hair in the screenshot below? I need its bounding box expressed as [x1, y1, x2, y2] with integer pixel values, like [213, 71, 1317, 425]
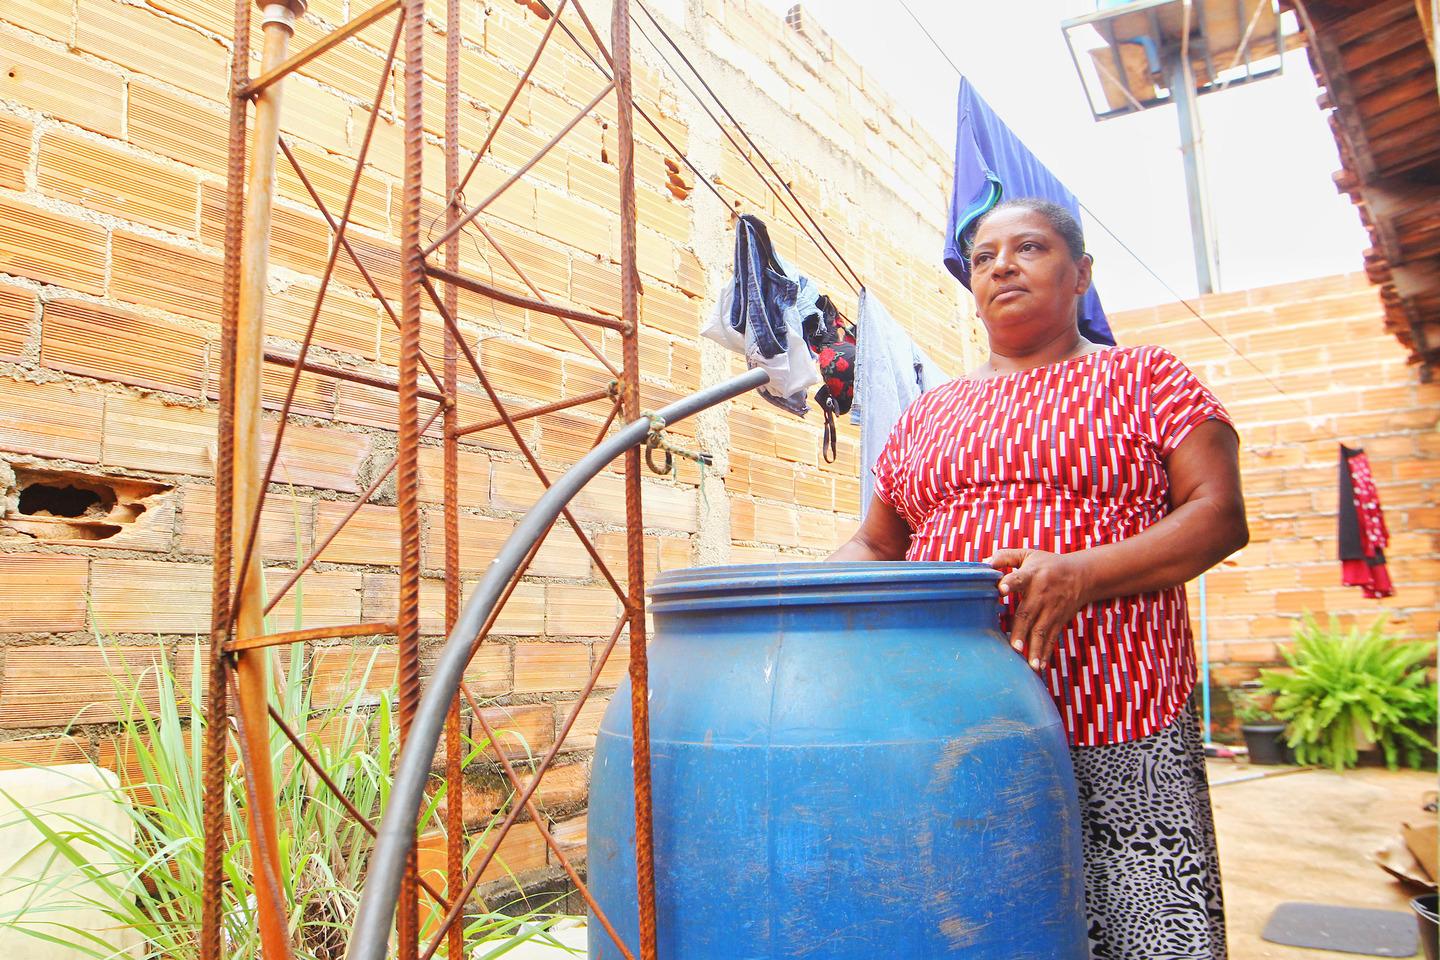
[973, 198, 1088, 262]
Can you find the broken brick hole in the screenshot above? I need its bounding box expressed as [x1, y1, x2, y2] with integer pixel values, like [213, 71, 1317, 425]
[18, 483, 112, 519]
[2, 466, 171, 543]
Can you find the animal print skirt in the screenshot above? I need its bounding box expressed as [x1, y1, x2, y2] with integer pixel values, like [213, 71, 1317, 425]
[1069, 698, 1227, 960]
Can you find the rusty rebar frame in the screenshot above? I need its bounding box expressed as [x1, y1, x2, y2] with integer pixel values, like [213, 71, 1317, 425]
[207, 1, 661, 958]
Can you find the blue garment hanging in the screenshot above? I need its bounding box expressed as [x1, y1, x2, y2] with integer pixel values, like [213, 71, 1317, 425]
[943, 76, 1115, 345]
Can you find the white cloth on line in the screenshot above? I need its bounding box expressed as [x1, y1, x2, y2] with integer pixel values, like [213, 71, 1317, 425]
[850, 287, 946, 514]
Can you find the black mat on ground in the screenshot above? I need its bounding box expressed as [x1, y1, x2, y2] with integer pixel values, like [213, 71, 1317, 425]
[1262, 902, 1419, 956]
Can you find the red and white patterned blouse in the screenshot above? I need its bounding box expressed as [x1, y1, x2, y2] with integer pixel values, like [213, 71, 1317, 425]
[873, 346, 1233, 747]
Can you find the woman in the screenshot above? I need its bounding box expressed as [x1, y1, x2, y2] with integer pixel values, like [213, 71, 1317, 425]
[832, 198, 1247, 959]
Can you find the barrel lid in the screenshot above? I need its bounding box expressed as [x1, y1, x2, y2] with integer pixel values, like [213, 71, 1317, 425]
[648, 561, 1000, 610]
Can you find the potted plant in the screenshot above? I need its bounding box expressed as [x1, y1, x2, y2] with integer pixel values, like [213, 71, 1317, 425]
[1227, 685, 1289, 765]
[1260, 614, 1437, 772]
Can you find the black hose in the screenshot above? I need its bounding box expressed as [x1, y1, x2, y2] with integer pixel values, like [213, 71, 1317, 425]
[346, 367, 771, 960]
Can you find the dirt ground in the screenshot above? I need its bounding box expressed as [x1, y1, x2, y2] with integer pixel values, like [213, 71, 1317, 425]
[1209, 760, 1436, 959]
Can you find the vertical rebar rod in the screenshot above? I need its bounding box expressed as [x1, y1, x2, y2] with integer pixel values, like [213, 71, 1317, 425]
[232, 5, 305, 959]
[396, 0, 426, 955]
[442, 0, 465, 953]
[610, 2, 658, 958]
[203, 0, 253, 956]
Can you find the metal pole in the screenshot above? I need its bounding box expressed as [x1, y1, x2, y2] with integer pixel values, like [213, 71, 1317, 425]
[610, 2, 659, 958]
[442, 0, 465, 956]
[203, 0, 252, 954]
[232, 5, 306, 959]
[1168, 52, 1220, 294]
[396, 0, 425, 954]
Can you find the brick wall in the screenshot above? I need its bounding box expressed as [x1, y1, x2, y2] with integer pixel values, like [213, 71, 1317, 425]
[0, 0, 974, 890]
[1112, 272, 1440, 731]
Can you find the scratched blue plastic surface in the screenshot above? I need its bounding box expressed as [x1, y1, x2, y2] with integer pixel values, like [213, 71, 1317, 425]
[587, 561, 1086, 959]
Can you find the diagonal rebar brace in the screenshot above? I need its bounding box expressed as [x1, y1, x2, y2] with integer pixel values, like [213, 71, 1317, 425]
[262, 403, 444, 616]
[243, 0, 402, 99]
[227, 13, 406, 627]
[471, 220, 621, 378]
[276, 136, 447, 397]
[344, 368, 770, 960]
[421, 81, 616, 259]
[445, 0, 573, 211]
[419, 275, 630, 603]
[421, 610, 634, 960]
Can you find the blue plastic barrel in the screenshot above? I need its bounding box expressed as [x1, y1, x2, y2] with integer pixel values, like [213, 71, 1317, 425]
[587, 561, 1086, 959]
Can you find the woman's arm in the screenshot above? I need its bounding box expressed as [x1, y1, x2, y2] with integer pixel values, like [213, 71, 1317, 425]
[988, 420, 1248, 669]
[829, 494, 913, 561]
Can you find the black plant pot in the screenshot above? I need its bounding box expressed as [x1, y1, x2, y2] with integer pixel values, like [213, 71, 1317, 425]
[1413, 894, 1438, 960]
[1242, 723, 1289, 765]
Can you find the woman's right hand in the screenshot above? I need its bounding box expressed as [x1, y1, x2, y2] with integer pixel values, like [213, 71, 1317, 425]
[985, 548, 1093, 672]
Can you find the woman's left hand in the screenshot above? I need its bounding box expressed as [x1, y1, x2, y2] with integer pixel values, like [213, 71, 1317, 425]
[984, 549, 1092, 673]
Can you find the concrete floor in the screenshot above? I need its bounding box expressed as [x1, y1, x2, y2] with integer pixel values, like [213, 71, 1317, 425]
[1210, 760, 1436, 959]
[500, 762, 1437, 959]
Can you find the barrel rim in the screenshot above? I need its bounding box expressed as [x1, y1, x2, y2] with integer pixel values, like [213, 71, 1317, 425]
[648, 561, 1001, 606]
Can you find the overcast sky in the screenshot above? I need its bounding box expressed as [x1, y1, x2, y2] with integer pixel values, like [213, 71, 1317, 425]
[750, 0, 1370, 311]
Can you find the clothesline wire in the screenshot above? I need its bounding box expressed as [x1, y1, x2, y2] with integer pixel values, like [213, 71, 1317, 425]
[627, 9, 861, 299]
[631, 0, 868, 294]
[533, 0, 861, 307]
[531, 0, 732, 211]
[896, 0, 1345, 444]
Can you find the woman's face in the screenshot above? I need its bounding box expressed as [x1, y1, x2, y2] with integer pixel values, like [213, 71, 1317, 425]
[970, 208, 1092, 347]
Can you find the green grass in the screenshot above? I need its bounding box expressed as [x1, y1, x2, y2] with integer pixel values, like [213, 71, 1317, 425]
[0, 637, 580, 959]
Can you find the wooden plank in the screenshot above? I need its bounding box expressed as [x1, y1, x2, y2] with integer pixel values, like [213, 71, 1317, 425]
[1346, 43, 1435, 99]
[1324, 0, 1415, 45]
[1337, 16, 1425, 74]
